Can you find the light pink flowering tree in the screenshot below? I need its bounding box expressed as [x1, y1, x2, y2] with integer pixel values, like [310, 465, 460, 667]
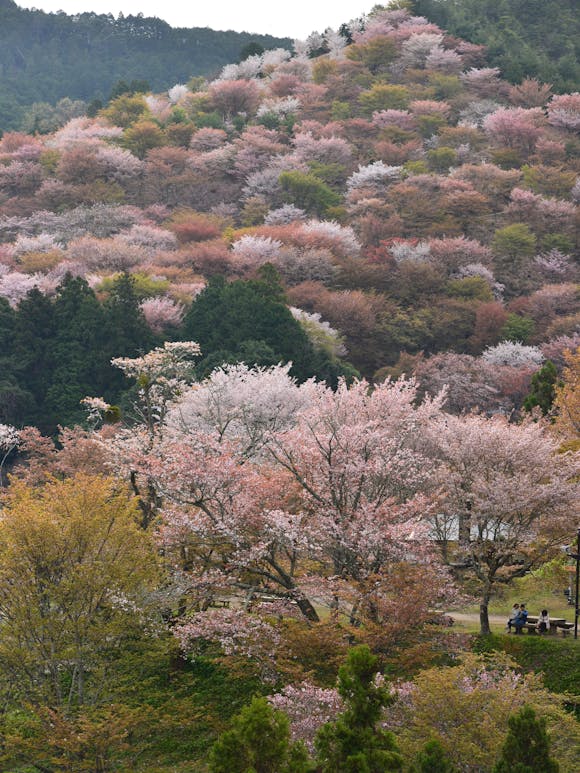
[427, 413, 579, 633]
[269, 682, 342, 751]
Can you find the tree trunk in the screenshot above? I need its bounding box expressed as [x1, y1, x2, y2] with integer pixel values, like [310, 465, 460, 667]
[479, 603, 491, 635]
[296, 596, 319, 622]
[458, 512, 471, 546]
[480, 592, 492, 635]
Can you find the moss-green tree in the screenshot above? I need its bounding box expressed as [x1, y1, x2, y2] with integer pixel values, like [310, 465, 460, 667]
[523, 360, 559, 415]
[209, 697, 311, 773]
[315, 645, 403, 772]
[493, 705, 559, 773]
[279, 171, 340, 217]
[0, 475, 159, 708]
[414, 739, 455, 772]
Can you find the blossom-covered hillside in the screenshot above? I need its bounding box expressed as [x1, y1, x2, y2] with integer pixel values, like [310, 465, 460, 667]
[0, 6, 578, 429]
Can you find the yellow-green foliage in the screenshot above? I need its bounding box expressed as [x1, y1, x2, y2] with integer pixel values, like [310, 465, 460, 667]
[99, 272, 170, 299]
[394, 653, 580, 772]
[358, 84, 410, 115]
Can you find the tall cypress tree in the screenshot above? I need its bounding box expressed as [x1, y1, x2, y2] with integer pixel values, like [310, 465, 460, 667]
[315, 645, 403, 772]
[414, 739, 455, 772]
[209, 696, 310, 773]
[182, 276, 317, 382]
[493, 705, 559, 773]
[44, 275, 110, 429]
[13, 288, 56, 430]
[0, 296, 31, 425]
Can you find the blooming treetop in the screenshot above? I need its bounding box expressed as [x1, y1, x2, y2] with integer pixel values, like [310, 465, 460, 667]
[165, 362, 318, 457]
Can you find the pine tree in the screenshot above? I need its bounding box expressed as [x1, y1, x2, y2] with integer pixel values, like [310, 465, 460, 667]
[13, 288, 56, 430]
[493, 705, 559, 773]
[414, 739, 455, 772]
[523, 360, 559, 415]
[315, 645, 403, 772]
[209, 696, 311, 773]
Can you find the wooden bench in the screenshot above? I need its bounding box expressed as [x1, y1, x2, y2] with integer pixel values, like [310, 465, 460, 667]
[516, 616, 572, 635]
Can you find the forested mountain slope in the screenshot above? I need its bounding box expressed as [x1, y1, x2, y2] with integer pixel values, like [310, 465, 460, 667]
[0, 0, 290, 130]
[0, 6, 578, 433]
[414, 0, 580, 91]
[0, 8, 579, 771]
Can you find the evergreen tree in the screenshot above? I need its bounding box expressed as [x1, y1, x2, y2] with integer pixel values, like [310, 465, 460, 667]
[209, 696, 311, 773]
[12, 289, 56, 430]
[413, 0, 580, 92]
[523, 360, 559, 415]
[104, 273, 155, 355]
[493, 705, 559, 773]
[181, 276, 317, 382]
[44, 275, 110, 429]
[0, 297, 31, 425]
[414, 739, 455, 772]
[315, 645, 403, 772]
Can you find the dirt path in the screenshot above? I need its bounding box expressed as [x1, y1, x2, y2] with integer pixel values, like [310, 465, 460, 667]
[445, 612, 508, 630]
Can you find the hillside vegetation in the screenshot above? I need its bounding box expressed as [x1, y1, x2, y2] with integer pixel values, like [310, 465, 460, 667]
[413, 0, 580, 92]
[0, 0, 290, 131]
[0, 7, 579, 771]
[0, 6, 578, 432]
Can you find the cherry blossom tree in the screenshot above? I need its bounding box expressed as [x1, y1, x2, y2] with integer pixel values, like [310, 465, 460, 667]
[0, 424, 20, 484]
[266, 378, 445, 621]
[165, 363, 316, 457]
[483, 107, 544, 155]
[482, 341, 544, 368]
[208, 79, 261, 119]
[269, 682, 342, 752]
[427, 413, 579, 633]
[140, 296, 185, 333]
[546, 92, 580, 131]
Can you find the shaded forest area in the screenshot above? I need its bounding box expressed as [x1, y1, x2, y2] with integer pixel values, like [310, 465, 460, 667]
[0, 0, 290, 130]
[413, 0, 580, 91]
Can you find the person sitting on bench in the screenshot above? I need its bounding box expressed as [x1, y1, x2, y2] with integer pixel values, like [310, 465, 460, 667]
[506, 603, 519, 632]
[512, 603, 528, 634]
[536, 609, 550, 634]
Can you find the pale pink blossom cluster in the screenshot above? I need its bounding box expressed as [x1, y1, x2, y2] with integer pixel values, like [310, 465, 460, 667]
[387, 240, 429, 264]
[112, 341, 201, 381]
[0, 271, 41, 306]
[459, 99, 502, 127]
[140, 297, 185, 333]
[540, 335, 580, 369]
[299, 220, 361, 257]
[507, 188, 576, 232]
[292, 132, 353, 167]
[483, 107, 545, 152]
[372, 110, 416, 130]
[166, 362, 316, 455]
[118, 224, 177, 253]
[461, 67, 502, 97]
[175, 608, 280, 666]
[346, 161, 402, 192]
[264, 204, 307, 225]
[425, 46, 463, 74]
[256, 96, 301, 119]
[11, 233, 62, 257]
[482, 341, 544, 368]
[269, 682, 342, 751]
[47, 117, 123, 149]
[547, 92, 580, 131]
[231, 235, 283, 267]
[0, 423, 20, 452]
[400, 33, 444, 68]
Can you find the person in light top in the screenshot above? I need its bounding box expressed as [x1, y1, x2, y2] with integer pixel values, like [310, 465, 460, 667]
[536, 609, 550, 634]
[506, 603, 519, 632]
